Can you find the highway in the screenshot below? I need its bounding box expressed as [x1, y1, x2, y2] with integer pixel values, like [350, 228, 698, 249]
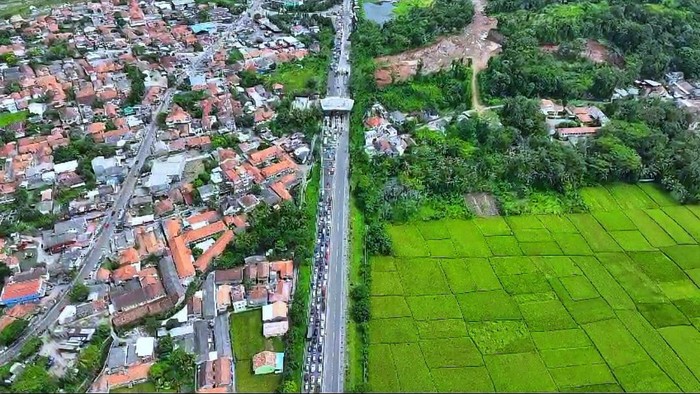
[0, 1, 260, 366]
[321, 0, 354, 391]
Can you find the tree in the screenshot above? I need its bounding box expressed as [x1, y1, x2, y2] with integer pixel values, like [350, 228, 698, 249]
[69, 282, 89, 303]
[10, 363, 58, 393]
[0, 319, 28, 346]
[144, 316, 160, 336]
[499, 96, 547, 137]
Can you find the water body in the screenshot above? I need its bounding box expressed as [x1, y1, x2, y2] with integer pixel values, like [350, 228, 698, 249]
[363, 1, 396, 25]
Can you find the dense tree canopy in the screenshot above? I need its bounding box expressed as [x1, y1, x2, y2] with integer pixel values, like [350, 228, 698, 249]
[481, 0, 700, 100]
[354, 0, 475, 57]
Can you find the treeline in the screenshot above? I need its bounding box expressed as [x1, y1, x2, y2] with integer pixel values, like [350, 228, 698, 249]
[354, 0, 474, 57]
[481, 0, 700, 100]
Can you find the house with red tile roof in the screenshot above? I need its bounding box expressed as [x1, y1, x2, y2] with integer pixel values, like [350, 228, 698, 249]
[0, 277, 46, 306]
[194, 230, 234, 272]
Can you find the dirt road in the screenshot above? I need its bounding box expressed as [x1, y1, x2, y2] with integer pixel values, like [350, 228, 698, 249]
[374, 0, 501, 111]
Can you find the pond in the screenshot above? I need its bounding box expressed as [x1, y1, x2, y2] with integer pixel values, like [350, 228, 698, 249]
[363, 1, 396, 25]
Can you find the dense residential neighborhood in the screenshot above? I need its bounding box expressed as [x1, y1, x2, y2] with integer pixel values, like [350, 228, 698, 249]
[0, 0, 351, 391]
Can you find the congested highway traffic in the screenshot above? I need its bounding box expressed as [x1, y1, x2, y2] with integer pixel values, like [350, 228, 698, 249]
[302, 114, 343, 393]
[302, 0, 354, 391]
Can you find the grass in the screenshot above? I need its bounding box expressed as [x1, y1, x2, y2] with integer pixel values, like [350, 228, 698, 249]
[362, 188, 700, 392]
[393, 0, 434, 16]
[230, 310, 284, 393]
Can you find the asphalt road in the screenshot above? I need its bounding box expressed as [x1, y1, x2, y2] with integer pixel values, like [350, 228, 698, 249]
[0, 2, 260, 366]
[321, 0, 354, 391]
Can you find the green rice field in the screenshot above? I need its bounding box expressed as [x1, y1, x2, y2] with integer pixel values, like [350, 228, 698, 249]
[367, 184, 700, 392]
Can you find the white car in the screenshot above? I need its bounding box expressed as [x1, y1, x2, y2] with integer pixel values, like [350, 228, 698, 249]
[311, 364, 316, 373]
[319, 365, 323, 373]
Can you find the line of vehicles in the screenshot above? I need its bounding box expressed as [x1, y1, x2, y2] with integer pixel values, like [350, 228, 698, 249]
[303, 116, 340, 393]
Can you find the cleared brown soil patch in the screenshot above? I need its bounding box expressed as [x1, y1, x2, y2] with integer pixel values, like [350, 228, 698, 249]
[539, 39, 623, 67]
[373, 0, 502, 91]
[465, 192, 500, 217]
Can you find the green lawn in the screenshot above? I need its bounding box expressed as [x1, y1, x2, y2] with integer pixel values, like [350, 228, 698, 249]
[393, 0, 434, 15]
[363, 187, 700, 392]
[230, 310, 284, 393]
[0, 111, 27, 128]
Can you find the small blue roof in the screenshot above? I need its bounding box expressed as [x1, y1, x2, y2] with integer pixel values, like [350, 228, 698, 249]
[191, 22, 216, 34]
[275, 352, 285, 370]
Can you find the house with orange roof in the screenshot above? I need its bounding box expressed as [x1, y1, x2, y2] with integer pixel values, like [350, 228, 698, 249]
[186, 210, 220, 226]
[95, 362, 153, 392]
[169, 235, 195, 282]
[270, 181, 292, 201]
[194, 230, 234, 272]
[118, 247, 140, 267]
[183, 221, 226, 244]
[248, 145, 282, 167]
[0, 277, 46, 306]
[260, 156, 297, 179]
[134, 226, 166, 257]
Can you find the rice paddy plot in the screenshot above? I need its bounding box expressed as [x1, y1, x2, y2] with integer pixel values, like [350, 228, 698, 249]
[615, 309, 700, 392]
[550, 363, 617, 389]
[369, 317, 419, 344]
[538, 214, 578, 233]
[485, 236, 522, 256]
[625, 209, 677, 248]
[371, 296, 412, 319]
[595, 252, 667, 304]
[552, 233, 594, 255]
[440, 259, 478, 293]
[639, 183, 680, 207]
[568, 214, 622, 252]
[388, 225, 431, 257]
[368, 190, 700, 393]
[430, 367, 495, 392]
[368, 344, 401, 392]
[370, 256, 397, 272]
[518, 299, 578, 331]
[661, 245, 700, 270]
[580, 187, 620, 211]
[512, 228, 553, 243]
[610, 230, 656, 251]
[593, 210, 638, 232]
[467, 320, 536, 355]
[582, 318, 650, 368]
[628, 251, 687, 283]
[407, 294, 463, 321]
[426, 239, 457, 257]
[645, 209, 696, 245]
[391, 342, 437, 392]
[484, 352, 557, 392]
[416, 319, 468, 339]
[520, 241, 564, 256]
[457, 290, 522, 321]
[539, 346, 604, 368]
[419, 337, 484, 368]
[532, 256, 584, 278]
[417, 220, 451, 240]
[658, 325, 700, 380]
[447, 220, 493, 257]
[613, 360, 680, 392]
[474, 217, 512, 236]
[606, 183, 659, 210]
[662, 206, 700, 242]
[395, 258, 451, 295]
